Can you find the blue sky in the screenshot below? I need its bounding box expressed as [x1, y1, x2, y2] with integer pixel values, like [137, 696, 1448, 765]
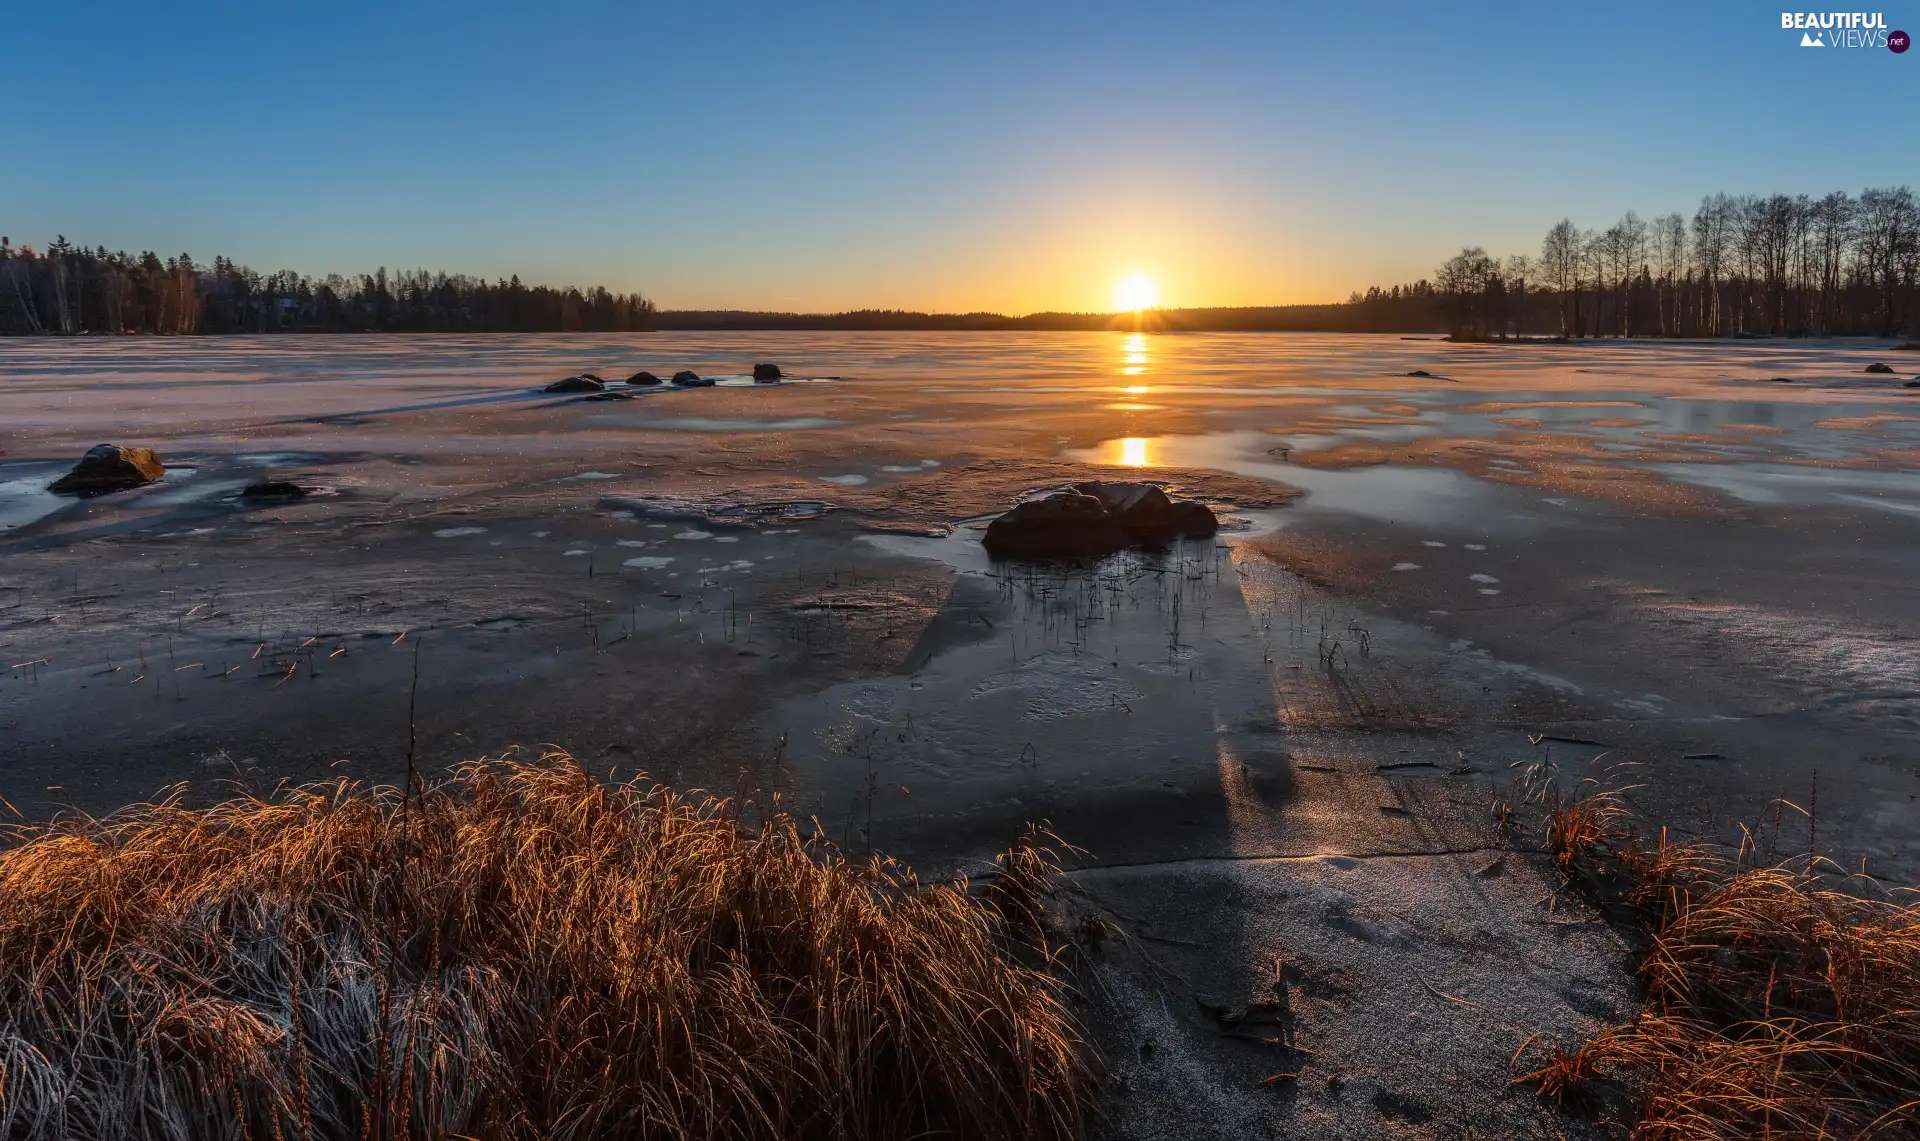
[6, 1, 1916, 311]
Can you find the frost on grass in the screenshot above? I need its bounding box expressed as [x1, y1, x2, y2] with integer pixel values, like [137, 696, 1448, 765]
[1508, 773, 1920, 1138]
[0, 754, 1088, 1141]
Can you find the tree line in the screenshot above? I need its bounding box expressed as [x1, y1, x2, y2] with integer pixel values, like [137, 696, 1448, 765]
[0, 239, 658, 334]
[1419, 187, 1918, 341]
[7, 189, 1916, 339]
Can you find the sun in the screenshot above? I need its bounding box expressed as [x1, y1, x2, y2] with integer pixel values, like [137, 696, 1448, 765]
[1114, 273, 1160, 312]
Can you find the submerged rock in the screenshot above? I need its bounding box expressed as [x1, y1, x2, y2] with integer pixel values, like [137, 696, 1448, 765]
[626, 370, 662, 385]
[1406, 369, 1434, 378]
[982, 481, 1218, 559]
[1866, 362, 1895, 374]
[753, 363, 783, 382]
[545, 375, 605, 393]
[241, 480, 308, 500]
[582, 390, 635, 401]
[672, 370, 714, 387]
[48, 445, 165, 494]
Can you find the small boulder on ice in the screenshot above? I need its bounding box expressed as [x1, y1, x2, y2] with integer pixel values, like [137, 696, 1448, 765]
[544, 375, 605, 393]
[241, 480, 308, 500]
[48, 445, 165, 494]
[752, 363, 783, 382]
[1866, 362, 1896, 374]
[626, 370, 662, 385]
[672, 370, 714, 387]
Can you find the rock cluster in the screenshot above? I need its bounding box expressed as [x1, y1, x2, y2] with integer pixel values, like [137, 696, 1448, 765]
[542, 364, 789, 392]
[982, 481, 1218, 559]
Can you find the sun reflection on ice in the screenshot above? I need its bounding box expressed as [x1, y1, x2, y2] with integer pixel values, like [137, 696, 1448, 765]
[1117, 437, 1152, 466]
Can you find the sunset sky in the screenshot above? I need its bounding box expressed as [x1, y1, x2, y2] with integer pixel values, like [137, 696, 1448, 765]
[7, 1, 1915, 313]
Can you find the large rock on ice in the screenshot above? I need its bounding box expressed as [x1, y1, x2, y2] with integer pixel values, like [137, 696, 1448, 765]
[753, 362, 783, 382]
[983, 490, 1125, 558]
[48, 445, 165, 494]
[672, 370, 715, 387]
[982, 481, 1218, 559]
[544, 374, 604, 393]
[1073, 481, 1218, 540]
[1866, 362, 1896, 374]
[626, 370, 662, 385]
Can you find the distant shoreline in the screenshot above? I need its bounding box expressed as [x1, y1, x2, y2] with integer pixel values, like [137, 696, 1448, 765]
[7, 322, 1915, 342]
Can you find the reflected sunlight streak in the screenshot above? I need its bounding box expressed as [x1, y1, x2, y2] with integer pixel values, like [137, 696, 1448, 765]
[1118, 437, 1151, 466]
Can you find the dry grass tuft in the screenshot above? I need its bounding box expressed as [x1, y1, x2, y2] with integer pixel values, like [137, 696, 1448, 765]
[1515, 803, 1920, 1138]
[0, 752, 1089, 1140]
[1513, 1038, 1603, 1111]
[1590, 852, 1920, 1139]
[1544, 784, 1633, 875]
